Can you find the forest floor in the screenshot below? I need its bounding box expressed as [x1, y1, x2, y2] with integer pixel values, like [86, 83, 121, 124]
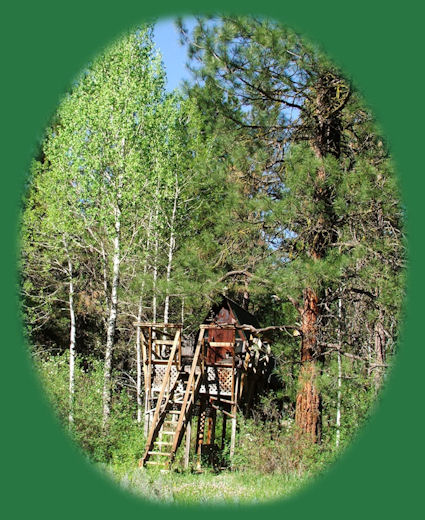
[102, 464, 313, 504]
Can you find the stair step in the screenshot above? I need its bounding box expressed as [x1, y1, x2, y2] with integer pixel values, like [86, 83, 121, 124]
[148, 451, 171, 456]
[154, 441, 173, 446]
[168, 410, 182, 414]
[145, 460, 165, 466]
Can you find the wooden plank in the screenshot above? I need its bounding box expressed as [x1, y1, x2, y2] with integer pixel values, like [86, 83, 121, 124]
[208, 342, 234, 347]
[133, 322, 182, 328]
[151, 360, 180, 366]
[211, 404, 236, 418]
[209, 396, 235, 405]
[148, 451, 171, 456]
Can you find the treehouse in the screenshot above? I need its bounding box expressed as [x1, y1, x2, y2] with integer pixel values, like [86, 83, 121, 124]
[134, 296, 272, 470]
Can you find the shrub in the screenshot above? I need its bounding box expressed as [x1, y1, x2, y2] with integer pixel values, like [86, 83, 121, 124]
[34, 352, 144, 465]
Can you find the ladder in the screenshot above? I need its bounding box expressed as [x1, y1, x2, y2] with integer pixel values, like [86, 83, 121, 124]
[140, 328, 205, 469]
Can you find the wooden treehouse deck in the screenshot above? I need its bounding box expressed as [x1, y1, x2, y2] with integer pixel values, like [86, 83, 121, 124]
[134, 298, 272, 471]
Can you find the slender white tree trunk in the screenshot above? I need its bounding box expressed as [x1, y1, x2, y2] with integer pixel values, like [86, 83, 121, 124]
[336, 298, 342, 448]
[66, 251, 76, 428]
[101, 242, 109, 313]
[136, 296, 143, 424]
[102, 203, 121, 430]
[152, 168, 161, 333]
[163, 180, 178, 324]
[162, 232, 174, 325]
[135, 213, 152, 423]
[152, 235, 158, 327]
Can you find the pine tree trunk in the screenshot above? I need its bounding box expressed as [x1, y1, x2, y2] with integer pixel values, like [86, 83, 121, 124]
[295, 76, 343, 442]
[102, 204, 121, 430]
[295, 287, 321, 442]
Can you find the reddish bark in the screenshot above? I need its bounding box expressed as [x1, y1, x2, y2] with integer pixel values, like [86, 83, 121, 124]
[294, 72, 345, 443]
[295, 288, 322, 442]
[295, 364, 321, 442]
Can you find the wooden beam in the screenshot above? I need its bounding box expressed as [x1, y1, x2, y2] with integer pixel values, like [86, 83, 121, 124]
[133, 322, 182, 328]
[211, 404, 235, 418]
[210, 396, 235, 405]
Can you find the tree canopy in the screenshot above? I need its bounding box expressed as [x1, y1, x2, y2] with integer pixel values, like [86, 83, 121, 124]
[20, 17, 405, 475]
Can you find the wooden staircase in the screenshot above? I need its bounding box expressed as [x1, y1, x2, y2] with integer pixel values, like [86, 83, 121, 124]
[140, 328, 205, 469]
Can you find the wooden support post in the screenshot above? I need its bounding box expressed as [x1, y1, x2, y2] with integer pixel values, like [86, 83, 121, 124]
[245, 374, 258, 413]
[221, 413, 227, 451]
[207, 408, 216, 445]
[229, 372, 239, 462]
[183, 416, 192, 470]
[230, 411, 237, 460]
[175, 325, 181, 370]
[195, 398, 206, 469]
[144, 393, 149, 438]
[148, 327, 153, 430]
[142, 328, 149, 438]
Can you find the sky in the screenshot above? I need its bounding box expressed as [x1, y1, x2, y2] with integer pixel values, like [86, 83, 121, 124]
[153, 18, 196, 92]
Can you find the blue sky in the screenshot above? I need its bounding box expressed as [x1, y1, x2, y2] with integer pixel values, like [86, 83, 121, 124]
[153, 18, 196, 92]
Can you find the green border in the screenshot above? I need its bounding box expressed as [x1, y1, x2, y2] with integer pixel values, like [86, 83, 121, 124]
[1, 1, 423, 518]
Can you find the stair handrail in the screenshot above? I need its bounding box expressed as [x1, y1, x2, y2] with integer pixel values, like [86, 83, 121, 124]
[142, 329, 181, 458]
[170, 328, 205, 455]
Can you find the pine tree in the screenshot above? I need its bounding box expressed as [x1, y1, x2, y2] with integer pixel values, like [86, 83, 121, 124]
[179, 15, 405, 442]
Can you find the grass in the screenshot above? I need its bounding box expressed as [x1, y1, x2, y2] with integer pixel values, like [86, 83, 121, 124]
[103, 464, 313, 505]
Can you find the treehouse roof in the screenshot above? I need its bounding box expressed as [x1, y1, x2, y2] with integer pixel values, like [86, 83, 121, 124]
[205, 296, 261, 340]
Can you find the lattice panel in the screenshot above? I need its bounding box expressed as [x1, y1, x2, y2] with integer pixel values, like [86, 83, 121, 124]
[200, 366, 233, 396]
[151, 364, 179, 391]
[217, 367, 233, 393]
